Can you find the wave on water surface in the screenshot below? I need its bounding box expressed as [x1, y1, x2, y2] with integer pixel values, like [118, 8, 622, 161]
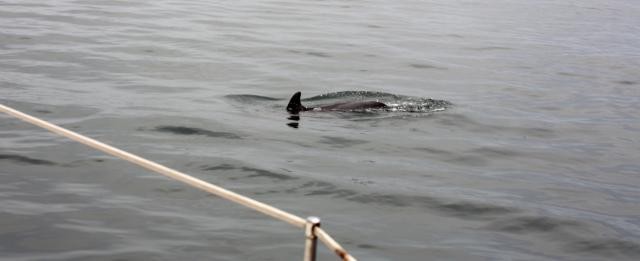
[223, 94, 284, 102]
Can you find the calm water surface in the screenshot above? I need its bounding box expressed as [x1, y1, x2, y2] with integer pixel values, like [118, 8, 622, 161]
[1, 0, 640, 260]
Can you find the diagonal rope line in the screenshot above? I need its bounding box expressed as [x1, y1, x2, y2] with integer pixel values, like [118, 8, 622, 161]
[1, 103, 356, 261]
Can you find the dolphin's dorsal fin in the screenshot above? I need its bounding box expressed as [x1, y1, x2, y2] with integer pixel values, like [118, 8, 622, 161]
[286, 91, 307, 114]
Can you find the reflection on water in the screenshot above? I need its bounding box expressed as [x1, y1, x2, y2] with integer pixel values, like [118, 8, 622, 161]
[286, 115, 299, 129]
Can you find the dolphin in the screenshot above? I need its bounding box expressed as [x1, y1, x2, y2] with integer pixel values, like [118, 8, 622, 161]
[286, 91, 388, 114]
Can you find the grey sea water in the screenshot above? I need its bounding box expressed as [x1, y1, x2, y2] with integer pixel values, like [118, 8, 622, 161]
[1, 0, 640, 260]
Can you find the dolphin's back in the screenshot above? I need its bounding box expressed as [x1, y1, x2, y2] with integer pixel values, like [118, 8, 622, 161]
[319, 101, 387, 111]
[287, 91, 388, 113]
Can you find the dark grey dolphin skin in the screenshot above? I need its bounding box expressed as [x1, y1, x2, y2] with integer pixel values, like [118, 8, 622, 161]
[286, 91, 387, 114]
